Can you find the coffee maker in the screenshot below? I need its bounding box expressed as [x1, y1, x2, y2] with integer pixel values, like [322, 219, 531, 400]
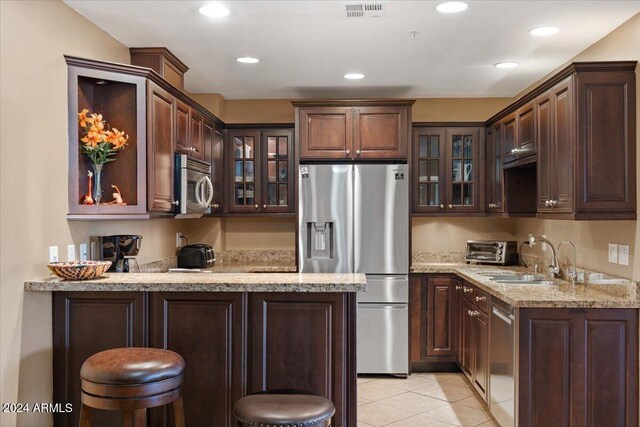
[92, 235, 142, 272]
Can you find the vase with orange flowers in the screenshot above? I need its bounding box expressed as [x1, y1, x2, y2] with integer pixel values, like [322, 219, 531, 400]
[78, 109, 128, 204]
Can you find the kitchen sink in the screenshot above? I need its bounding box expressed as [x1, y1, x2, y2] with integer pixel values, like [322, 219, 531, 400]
[479, 273, 553, 285]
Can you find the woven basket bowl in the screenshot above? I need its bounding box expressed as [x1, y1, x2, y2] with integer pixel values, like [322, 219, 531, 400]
[47, 261, 112, 280]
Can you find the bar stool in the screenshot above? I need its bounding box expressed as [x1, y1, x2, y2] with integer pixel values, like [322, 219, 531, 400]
[79, 347, 186, 427]
[233, 392, 335, 427]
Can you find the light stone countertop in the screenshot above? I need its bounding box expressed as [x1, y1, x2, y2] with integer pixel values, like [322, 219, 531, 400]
[24, 272, 366, 293]
[411, 263, 638, 309]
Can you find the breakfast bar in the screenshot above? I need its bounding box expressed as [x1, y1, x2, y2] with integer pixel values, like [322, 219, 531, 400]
[26, 273, 366, 427]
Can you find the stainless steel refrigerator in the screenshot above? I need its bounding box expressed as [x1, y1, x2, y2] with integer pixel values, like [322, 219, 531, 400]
[298, 164, 409, 375]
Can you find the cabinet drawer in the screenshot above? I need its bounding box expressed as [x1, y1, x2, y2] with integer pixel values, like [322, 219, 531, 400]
[462, 282, 475, 303]
[472, 288, 489, 313]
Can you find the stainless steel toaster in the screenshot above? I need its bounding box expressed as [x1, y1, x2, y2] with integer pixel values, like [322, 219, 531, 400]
[465, 240, 518, 265]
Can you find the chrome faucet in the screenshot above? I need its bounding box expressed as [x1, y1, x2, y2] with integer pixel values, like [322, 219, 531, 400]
[558, 241, 577, 284]
[528, 235, 560, 278]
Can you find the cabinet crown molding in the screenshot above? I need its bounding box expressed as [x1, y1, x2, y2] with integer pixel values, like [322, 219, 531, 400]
[292, 99, 416, 107]
[486, 60, 638, 124]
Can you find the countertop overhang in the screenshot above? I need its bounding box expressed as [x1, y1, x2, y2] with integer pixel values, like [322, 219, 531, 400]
[411, 263, 639, 309]
[25, 272, 367, 293]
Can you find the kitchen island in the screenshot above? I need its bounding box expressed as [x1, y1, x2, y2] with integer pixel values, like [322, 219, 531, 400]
[26, 272, 366, 427]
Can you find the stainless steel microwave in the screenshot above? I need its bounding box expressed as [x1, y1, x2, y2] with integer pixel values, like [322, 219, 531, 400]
[465, 240, 518, 265]
[174, 154, 213, 218]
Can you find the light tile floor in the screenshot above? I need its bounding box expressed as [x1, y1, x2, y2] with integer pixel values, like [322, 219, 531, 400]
[357, 373, 499, 427]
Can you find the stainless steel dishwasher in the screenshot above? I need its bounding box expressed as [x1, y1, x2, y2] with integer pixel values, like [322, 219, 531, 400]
[490, 297, 516, 427]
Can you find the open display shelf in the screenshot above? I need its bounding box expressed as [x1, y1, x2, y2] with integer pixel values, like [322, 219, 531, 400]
[67, 65, 148, 218]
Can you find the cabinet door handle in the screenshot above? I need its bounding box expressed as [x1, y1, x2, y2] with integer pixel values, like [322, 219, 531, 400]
[356, 149, 361, 155]
[172, 200, 180, 206]
[346, 149, 351, 154]
[463, 287, 473, 293]
[448, 204, 453, 209]
[545, 200, 550, 207]
[263, 204, 267, 209]
[455, 285, 462, 290]
[254, 204, 259, 209]
[211, 203, 220, 209]
[475, 296, 486, 302]
[439, 204, 444, 209]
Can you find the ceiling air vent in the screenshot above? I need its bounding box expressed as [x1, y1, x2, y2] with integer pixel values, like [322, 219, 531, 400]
[345, 2, 387, 18]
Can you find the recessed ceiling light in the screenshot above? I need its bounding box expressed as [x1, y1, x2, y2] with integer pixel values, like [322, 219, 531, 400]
[344, 73, 365, 80]
[529, 26, 560, 37]
[236, 56, 260, 64]
[436, 1, 468, 13]
[199, 3, 230, 18]
[494, 62, 520, 69]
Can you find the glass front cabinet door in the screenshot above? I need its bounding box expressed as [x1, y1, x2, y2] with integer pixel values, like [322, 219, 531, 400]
[413, 127, 483, 214]
[413, 128, 446, 213]
[228, 129, 261, 213]
[226, 128, 294, 214]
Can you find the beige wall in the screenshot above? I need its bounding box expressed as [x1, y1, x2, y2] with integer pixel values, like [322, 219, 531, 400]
[224, 218, 296, 250]
[412, 218, 519, 253]
[0, 2, 215, 425]
[512, 13, 640, 281]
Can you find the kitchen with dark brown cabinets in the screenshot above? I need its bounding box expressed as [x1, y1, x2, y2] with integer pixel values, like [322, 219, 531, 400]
[3, 2, 640, 427]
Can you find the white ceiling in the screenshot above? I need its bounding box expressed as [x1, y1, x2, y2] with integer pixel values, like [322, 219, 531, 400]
[64, 1, 640, 99]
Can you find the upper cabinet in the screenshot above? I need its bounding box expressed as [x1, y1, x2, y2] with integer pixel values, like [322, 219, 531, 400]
[412, 126, 484, 215]
[226, 127, 294, 214]
[130, 47, 189, 91]
[66, 55, 223, 219]
[294, 100, 414, 160]
[488, 61, 637, 220]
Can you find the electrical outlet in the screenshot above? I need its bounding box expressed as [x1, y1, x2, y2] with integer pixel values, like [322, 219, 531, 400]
[608, 243, 619, 264]
[79, 243, 88, 261]
[49, 246, 59, 263]
[176, 232, 183, 248]
[67, 245, 76, 262]
[618, 244, 630, 266]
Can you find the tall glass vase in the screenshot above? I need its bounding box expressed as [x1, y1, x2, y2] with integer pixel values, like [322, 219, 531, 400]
[92, 162, 103, 204]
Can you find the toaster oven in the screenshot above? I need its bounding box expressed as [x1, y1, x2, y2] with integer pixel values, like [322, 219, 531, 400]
[465, 240, 518, 265]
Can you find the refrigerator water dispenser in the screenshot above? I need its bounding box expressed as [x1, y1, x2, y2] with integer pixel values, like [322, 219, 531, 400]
[307, 222, 333, 259]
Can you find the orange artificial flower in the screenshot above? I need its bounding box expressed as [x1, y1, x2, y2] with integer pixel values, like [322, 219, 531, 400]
[90, 113, 104, 131]
[81, 128, 106, 147]
[78, 109, 91, 127]
[105, 128, 128, 150]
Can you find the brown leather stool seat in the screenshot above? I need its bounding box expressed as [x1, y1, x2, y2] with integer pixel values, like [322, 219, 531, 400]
[233, 394, 336, 427]
[79, 347, 186, 427]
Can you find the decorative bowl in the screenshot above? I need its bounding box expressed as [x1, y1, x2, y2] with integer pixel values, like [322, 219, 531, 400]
[47, 261, 112, 280]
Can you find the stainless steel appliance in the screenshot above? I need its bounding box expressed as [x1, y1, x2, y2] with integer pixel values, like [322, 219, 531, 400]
[466, 240, 518, 265]
[490, 296, 516, 427]
[91, 235, 142, 272]
[174, 154, 213, 218]
[178, 244, 215, 268]
[298, 164, 409, 375]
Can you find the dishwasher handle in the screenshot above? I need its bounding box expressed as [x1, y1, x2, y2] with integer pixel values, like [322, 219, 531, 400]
[492, 306, 514, 324]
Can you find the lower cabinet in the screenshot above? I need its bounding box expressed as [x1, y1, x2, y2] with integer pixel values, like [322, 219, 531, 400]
[53, 292, 146, 427]
[53, 292, 356, 427]
[518, 308, 638, 427]
[413, 274, 639, 424]
[149, 293, 246, 427]
[249, 292, 356, 427]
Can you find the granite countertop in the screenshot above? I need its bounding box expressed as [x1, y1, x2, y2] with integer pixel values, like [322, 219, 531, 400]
[24, 272, 366, 293]
[202, 262, 297, 273]
[411, 263, 638, 309]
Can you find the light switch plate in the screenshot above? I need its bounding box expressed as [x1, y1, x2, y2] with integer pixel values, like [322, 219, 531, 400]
[608, 243, 619, 264]
[67, 245, 76, 262]
[49, 246, 59, 263]
[618, 244, 630, 266]
[79, 243, 88, 261]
